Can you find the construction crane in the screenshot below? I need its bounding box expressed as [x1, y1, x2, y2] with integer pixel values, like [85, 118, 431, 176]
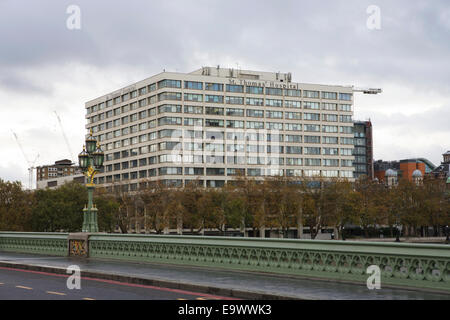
[352, 87, 382, 95]
[11, 130, 40, 190]
[54, 111, 75, 164]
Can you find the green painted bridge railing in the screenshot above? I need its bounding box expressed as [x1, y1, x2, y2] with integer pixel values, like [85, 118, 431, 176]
[0, 232, 68, 256]
[0, 232, 449, 292]
[88, 234, 450, 292]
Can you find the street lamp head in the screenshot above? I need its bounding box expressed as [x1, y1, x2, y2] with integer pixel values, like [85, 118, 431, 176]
[92, 143, 105, 168]
[85, 129, 97, 154]
[78, 146, 89, 170]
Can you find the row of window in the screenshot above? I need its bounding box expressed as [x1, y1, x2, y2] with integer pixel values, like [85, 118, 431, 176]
[88, 98, 353, 120]
[87, 81, 353, 114]
[96, 168, 354, 186]
[92, 115, 353, 137]
[104, 148, 354, 166]
[104, 155, 354, 175]
[90, 109, 353, 135]
[100, 130, 355, 151]
[105, 144, 355, 162]
[107, 140, 353, 153]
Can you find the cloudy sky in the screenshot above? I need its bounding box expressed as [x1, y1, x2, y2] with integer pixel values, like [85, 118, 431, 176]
[1, 0, 449, 187]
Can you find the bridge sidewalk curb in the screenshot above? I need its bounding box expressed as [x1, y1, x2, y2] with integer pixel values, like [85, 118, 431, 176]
[0, 260, 306, 300]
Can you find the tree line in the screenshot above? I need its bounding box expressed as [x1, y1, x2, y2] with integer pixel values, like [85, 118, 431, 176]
[0, 176, 448, 239]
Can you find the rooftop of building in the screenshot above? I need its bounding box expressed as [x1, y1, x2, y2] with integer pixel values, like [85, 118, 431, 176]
[85, 66, 355, 105]
[37, 159, 76, 168]
[190, 66, 293, 83]
[374, 158, 436, 171]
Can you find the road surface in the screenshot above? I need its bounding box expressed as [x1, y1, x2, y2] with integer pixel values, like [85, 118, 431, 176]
[0, 266, 234, 300]
[0, 252, 448, 300]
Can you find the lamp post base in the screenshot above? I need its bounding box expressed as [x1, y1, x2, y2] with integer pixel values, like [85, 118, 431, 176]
[82, 185, 99, 233]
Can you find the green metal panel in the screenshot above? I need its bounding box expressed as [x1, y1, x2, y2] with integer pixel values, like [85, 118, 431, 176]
[0, 232, 68, 257]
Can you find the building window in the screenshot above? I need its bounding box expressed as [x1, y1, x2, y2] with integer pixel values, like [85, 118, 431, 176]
[286, 146, 302, 154]
[286, 89, 301, 97]
[323, 136, 338, 144]
[205, 119, 224, 127]
[266, 87, 283, 96]
[321, 92, 337, 100]
[158, 92, 182, 102]
[246, 121, 264, 129]
[184, 105, 203, 114]
[159, 167, 182, 175]
[322, 148, 339, 155]
[304, 113, 320, 121]
[266, 99, 283, 107]
[205, 95, 224, 103]
[304, 124, 320, 132]
[226, 84, 244, 93]
[184, 118, 203, 126]
[226, 108, 244, 117]
[246, 86, 264, 94]
[304, 136, 321, 144]
[267, 122, 283, 130]
[184, 93, 203, 102]
[304, 90, 319, 99]
[225, 96, 244, 105]
[304, 102, 320, 110]
[158, 104, 182, 114]
[285, 123, 302, 131]
[246, 97, 264, 106]
[246, 109, 264, 118]
[322, 125, 338, 133]
[285, 135, 302, 143]
[185, 167, 204, 175]
[341, 159, 353, 167]
[340, 137, 354, 145]
[285, 100, 301, 108]
[205, 83, 223, 91]
[205, 107, 224, 115]
[340, 104, 352, 112]
[339, 115, 353, 123]
[184, 81, 203, 90]
[158, 117, 182, 126]
[323, 103, 338, 111]
[158, 79, 181, 89]
[339, 93, 353, 101]
[266, 111, 283, 119]
[304, 158, 321, 166]
[285, 112, 301, 120]
[226, 120, 244, 128]
[323, 159, 339, 167]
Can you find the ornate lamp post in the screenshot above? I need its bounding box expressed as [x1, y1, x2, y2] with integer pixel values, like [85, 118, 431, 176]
[78, 131, 104, 233]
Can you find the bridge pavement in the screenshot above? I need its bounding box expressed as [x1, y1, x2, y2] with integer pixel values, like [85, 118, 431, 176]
[0, 252, 448, 300]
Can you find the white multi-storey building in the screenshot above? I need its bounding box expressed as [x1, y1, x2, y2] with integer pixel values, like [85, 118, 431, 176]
[85, 67, 355, 192]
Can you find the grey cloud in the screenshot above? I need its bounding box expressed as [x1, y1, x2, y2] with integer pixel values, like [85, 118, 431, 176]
[369, 105, 450, 135]
[0, 70, 52, 94]
[0, 0, 449, 91]
[0, 0, 449, 183]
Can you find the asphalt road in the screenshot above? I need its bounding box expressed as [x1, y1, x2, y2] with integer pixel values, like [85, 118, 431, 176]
[0, 266, 235, 300]
[1, 252, 449, 300]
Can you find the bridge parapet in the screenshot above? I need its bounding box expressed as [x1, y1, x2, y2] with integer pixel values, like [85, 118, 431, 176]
[0, 232, 68, 256]
[1, 232, 449, 292]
